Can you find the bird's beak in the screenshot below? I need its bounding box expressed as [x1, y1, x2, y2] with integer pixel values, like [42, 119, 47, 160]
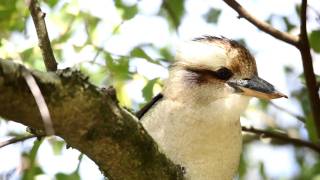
[227, 75, 287, 100]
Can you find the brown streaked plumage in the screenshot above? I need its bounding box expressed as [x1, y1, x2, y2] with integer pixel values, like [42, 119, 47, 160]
[192, 35, 258, 79]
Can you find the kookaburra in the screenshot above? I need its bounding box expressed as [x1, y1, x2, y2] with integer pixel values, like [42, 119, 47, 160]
[137, 36, 286, 180]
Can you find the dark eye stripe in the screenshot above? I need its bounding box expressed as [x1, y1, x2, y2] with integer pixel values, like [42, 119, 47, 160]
[185, 67, 233, 81]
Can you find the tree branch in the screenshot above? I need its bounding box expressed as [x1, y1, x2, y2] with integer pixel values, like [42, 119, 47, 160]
[0, 135, 37, 148]
[297, 0, 320, 139]
[26, 0, 57, 71]
[242, 126, 320, 153]
[222, 0, 299, 47]
[0, 59, 183, 179]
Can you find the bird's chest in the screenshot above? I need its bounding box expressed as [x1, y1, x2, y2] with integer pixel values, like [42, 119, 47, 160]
[142, 99, 243, 180]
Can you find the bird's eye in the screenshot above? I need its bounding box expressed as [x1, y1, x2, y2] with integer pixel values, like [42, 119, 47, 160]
[214, 67, 233, 80]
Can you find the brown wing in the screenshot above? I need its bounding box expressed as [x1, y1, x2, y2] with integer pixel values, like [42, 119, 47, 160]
[136, 93, 164, 120]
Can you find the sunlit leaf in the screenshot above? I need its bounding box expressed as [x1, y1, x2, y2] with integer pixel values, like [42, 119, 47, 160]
[130, 47, 159, 65]
[51, 140, 65, 155]
[72, 45, 84, 52]
[203, 8, 221, 24]
[0, 0, 26, 37]
[142, 78, 159, 102]
[105, 53, 131, 81]
[79, 11, 101, 38]
[52, 30, 74, 45]
[20, 48, 34, 61]
[44, 0, 59, 8]
[114, 0, 138, 20]
[123, 5, 138, 20]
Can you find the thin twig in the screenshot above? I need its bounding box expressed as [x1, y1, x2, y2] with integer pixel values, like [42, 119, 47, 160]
[26, 0, 57, 71]
[269, 102, 305, 123]
[222, 0, 299, 47]
[298, 0, 320, 139]
[23, 70, 55, 135]
[242, 126, 320, 153]
[0, 135, 37, 148]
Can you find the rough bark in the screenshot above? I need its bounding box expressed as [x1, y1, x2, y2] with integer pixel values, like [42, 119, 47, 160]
[0, 59, 183, 180]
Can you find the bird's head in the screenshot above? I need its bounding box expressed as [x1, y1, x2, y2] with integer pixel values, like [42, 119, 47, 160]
[164, 36, 287, 103]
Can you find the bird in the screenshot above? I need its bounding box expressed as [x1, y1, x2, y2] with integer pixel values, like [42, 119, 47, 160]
[137, 36, 287, 180]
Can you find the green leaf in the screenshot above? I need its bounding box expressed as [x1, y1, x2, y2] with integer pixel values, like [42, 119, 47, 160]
[142, 78, 159, 102]
[203, 8, 221, 24]
[22, 140, 43, 180]
[309, 30, 320, 53]
[0, 0, 26, 37]
[238, 154, 247, 179]
[122, 5, 138, 20]
[282, 16, 295, 32]
[73, 45, 84, 52]
[55, 172, 80, 180]
[105, 53, 131, 81]
[52, 30, 74, 45]
[292, 86, 317, 142]
[159, 47, 174, 61]
[114, 0, 138, 20]
[257, 99, 269, 110]
[20, 48, 34, 61]
[130, 47, 159, 65]
[162, 0, 185, 29]
[51, 140, 65, 155]
[44, 0, 59, 8]
[258, 162, 267, 180]
[305, 113, 318, 142]
[79, 11, 101, 37]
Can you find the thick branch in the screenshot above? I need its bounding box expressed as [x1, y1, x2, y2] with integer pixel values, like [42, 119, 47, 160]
[0, 59, 183, 179]
[297, 0, 320, 139]
[27, 0, 57, 71]
[222, 0, 299, 47]
[242, 126, 320, 153]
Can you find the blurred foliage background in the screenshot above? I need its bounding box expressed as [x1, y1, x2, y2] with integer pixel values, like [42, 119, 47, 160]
[0, 0, 320, 179]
